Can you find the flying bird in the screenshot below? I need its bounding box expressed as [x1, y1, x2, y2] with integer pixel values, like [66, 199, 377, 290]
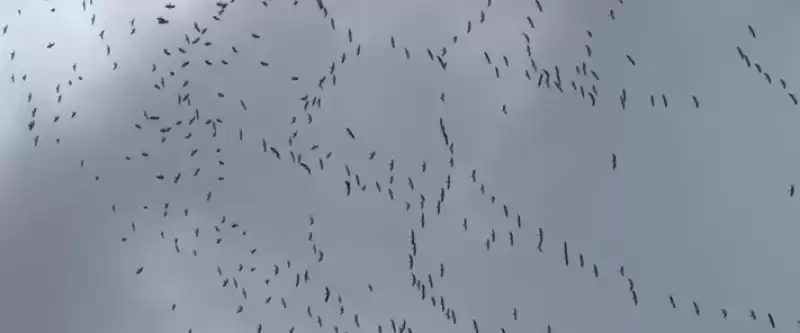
[537, 228, 543, 252]
[612, 153, 617, 170]
[625, 54, 636, 66]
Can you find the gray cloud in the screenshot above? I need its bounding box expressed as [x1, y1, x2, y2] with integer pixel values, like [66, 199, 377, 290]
[2, 0, 800, 333]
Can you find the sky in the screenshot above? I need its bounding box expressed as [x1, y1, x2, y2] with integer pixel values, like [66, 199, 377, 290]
[2, 0, 800, 332]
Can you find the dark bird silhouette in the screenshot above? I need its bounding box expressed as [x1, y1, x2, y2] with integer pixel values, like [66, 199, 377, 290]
[625, 54, 636, 66]
[537, 228, 543, 252]
[612, 153, 617, 170]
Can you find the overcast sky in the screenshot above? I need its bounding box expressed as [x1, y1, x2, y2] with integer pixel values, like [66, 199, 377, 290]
[2, 0, 800, 332]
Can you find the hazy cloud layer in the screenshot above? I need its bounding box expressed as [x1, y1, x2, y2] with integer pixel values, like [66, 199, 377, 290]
[1, 0, 800, 333]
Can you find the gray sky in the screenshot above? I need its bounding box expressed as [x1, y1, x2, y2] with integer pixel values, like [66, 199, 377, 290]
[2, 0, 800, 332]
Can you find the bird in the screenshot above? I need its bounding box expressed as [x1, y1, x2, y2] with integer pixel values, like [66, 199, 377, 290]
[625, 54, 636, 66]
[537, 228, 543, 252]
[612, 153, 617, 170]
